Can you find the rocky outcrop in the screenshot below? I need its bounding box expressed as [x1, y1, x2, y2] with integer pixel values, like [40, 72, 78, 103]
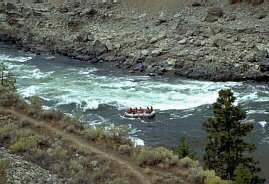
[0, 1, 268, 81]
[0, 148, 63, 184]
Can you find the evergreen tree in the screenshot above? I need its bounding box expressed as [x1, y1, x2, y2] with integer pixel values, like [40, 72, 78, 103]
[203, 89, 265, 183]
[0, 63, 16, 91]
[173, 137, 196, 159]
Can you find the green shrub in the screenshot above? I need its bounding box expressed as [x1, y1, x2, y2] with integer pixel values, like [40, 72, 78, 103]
[40, 109, 64, 121]
[0, 124, 18, 142]
[47, 144, 68, 160]
[135, 147, 178, 167]
[81, 127, 105, 141]
[69, 160, 84, 174]
[118, 144, 132, 155]
[179, 156, 198, 169]
[67, 171, 92, 184]
[10, 136, 38, 153]
[106, 125, 130, 144]
[11, 129, 36, 144]
[92, 166, 110, 182]
[0, 159, 9, 184]
[28, 96, 44, 116]
[0, 86, 20, 107]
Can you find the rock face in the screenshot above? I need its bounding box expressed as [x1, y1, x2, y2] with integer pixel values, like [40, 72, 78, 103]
[0, 1, 268, 81]
[0, 148, 63, 184]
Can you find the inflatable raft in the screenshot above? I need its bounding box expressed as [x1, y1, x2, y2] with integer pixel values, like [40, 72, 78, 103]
[124, 111, 156, 118]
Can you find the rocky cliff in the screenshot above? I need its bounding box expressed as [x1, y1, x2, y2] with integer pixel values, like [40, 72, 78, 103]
[0, 0, 268, 81]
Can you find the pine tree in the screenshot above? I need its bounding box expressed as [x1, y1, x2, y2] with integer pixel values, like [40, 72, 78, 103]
[203, 89, 265, 183]
[173, 137, 196, 159]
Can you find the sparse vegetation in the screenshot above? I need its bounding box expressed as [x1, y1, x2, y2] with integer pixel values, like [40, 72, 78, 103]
[0, 159, 9, 184]
[134, 147, 178, 167]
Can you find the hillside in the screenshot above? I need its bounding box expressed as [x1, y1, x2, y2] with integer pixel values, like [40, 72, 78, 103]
[0, 86, 232, 183]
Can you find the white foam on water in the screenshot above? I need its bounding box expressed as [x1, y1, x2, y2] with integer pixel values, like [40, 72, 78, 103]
[247, 110, 269, 115]
[19, 86, 38, 98]
[258, 121, 267, 129]
[81, 100, 99, 111]
[78, 67, 98, 75]
[130, 137, 145, 147]
[0, 54, 32, 62]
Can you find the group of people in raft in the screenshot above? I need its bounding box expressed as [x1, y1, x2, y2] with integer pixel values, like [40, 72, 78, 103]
[127, 106, 154, 114]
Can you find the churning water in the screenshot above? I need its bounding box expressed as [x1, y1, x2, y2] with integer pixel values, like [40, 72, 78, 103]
[1, 44, 269, 179]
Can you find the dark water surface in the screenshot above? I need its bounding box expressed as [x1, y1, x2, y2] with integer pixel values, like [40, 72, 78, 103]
[1, 45, 268, 180]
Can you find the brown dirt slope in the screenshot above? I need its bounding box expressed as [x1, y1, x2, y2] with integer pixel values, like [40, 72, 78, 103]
[0, 107, 152, 184]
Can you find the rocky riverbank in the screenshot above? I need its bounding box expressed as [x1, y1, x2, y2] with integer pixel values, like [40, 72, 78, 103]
[0, 1, 268, 81]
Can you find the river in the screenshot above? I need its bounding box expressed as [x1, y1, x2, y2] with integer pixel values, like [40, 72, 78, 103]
[0, 44, 268, 180]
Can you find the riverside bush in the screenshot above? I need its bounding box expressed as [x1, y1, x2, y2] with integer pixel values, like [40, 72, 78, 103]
[47, 145, 68, 160]
[0, 159, 9, 184]
[118, 144, 132, 155]
[179, 156, 198, 169]
[40, 109, 64, 121]
[10, 136, 38, 153]
[82, 127, 105, 141]
[135, 147, 178, 167]
[0, 86, 20, 107]
[11, 129, 36, 143]
[187, 167, 231, 184]
[0, 124, 18, 142]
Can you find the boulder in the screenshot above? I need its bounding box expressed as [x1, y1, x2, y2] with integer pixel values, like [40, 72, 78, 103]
[0, 3, 6, 13]
[254, 50, 268, 62]
[254, 11, 267, 20]
[259, 58, 269, 72]
[205, 7, 224, 22]
[74, 32, 91, 42]
[0, 13, 6, 22]
[155, 11, 167, 26]
[6, 3, 17, 11]
[93, 40, 108, 56]
[84, 8, 98, 17]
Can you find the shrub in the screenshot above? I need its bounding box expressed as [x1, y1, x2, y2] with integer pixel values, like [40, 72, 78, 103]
[0, 159, 9, 184]
[47, 145, 68, 160]
[10, 136, 38, 153]
[81, 127, 105, 141]
[106, 125, 129, 143]
[143, 167, 152, 174]
[187, 167, 231, 184]
[179, 156, 198, 169]
[40, 109, 64, 121]
[11, 129, 36, 144]
[69, 159, 84, 174]
[135, 147, 178, 167]
[67, 171, 92, 184]
[0, 86, 20, 107]
[118, 144, 132, 155]
[0, 124, 18, 142]
[92, 166, 110, 182]
[28, 96, 44, 116]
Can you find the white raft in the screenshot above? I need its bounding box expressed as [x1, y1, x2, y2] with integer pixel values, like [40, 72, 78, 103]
[124, 111, 156, 118]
